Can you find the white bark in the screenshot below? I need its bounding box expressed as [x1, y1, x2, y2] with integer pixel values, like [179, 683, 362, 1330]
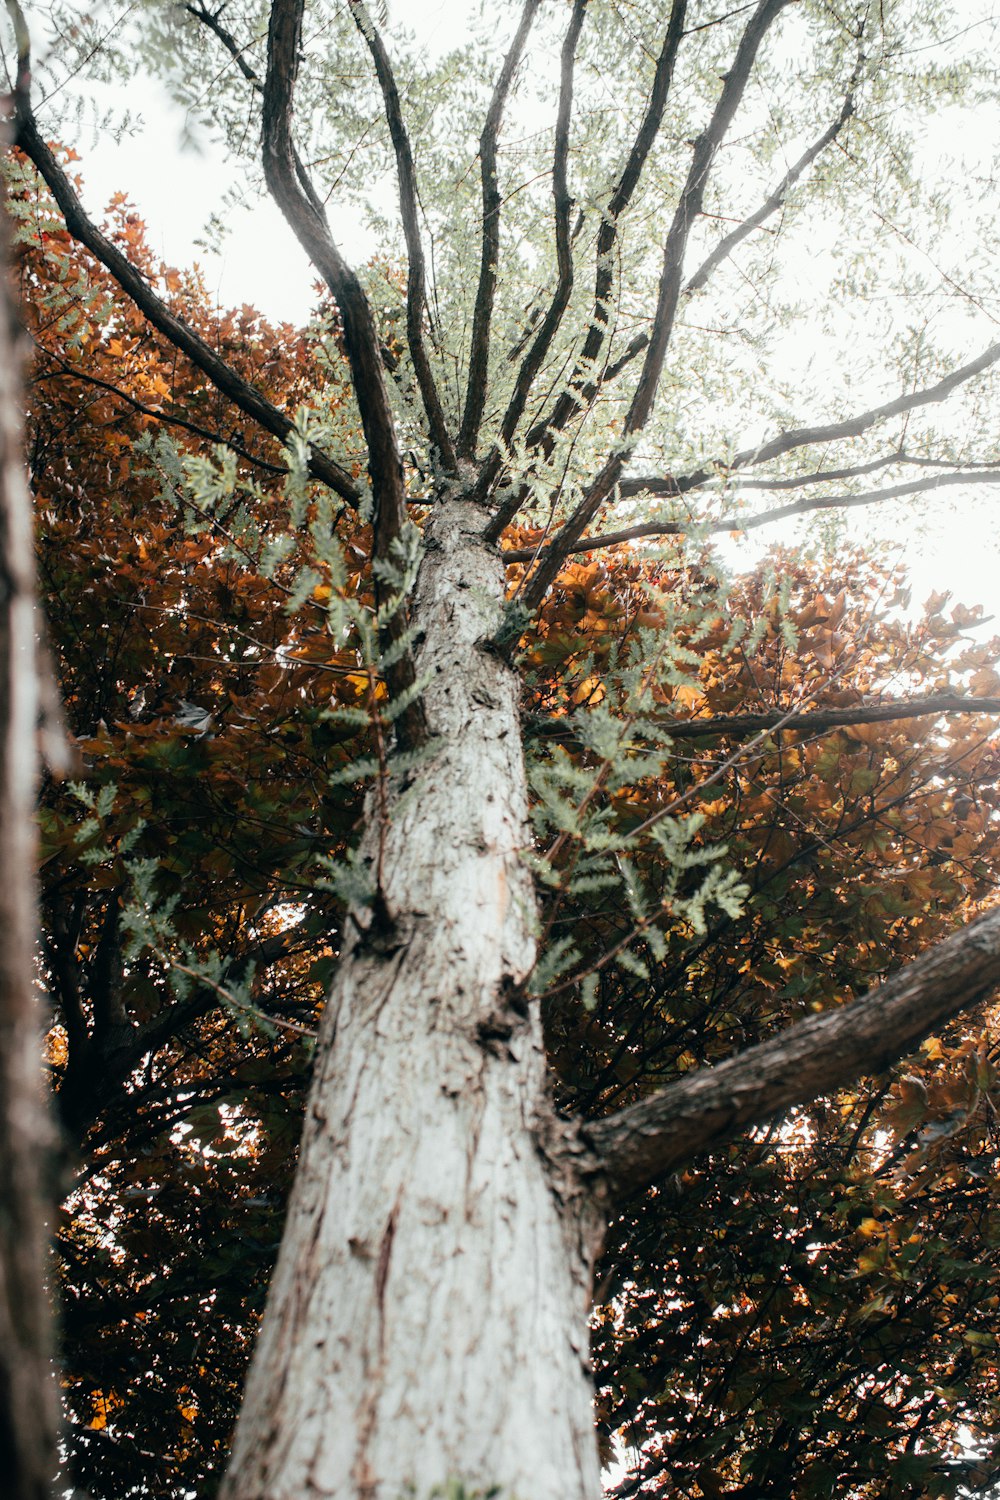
[223, 500, 603, 1500]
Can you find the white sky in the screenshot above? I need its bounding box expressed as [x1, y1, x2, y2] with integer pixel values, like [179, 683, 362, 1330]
[56, 2, 1000, 627]
[75, 74, 319, 326]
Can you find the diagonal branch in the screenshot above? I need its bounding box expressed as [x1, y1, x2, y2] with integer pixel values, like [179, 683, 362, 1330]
[532, 692, 1000, 746]
[683, 76, 856, 295]
[663, 339, 1000, 497]
[727, 451, 1000, 491]
[513, 77, 854, 475]
[624, 0, 794, 440]
[262, 0, 426, 745]
[517, 0, 793, 611]
[664, 692, 1000, 738]
[580, 904, 1000, 1205]
[348, 0, 456, 469]
[718, 467, 1000, 531]
[457, 0, 541, 461]
[31, 344, 287, 476]
[500, 468, 1000, 560]
[512, 60, 854, 455]
[183, 2, 263, 86]
[14, 118, 359, 502]
[6, 5, 359, 506]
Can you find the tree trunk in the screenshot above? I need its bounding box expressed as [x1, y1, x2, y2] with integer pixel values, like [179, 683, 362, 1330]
[0, 201, 58, 1498]
[222, 499, 604, 1500]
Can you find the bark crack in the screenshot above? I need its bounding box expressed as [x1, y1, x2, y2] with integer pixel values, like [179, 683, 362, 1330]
[375, 1200, 399, 1351]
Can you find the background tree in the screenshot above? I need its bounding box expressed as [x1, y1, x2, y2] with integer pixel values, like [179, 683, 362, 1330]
[0, 120, 61, 1500]
[6, 1, 1000, 1497]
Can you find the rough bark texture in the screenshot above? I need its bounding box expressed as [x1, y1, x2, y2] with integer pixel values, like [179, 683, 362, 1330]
[0, 205, 57, 1498]
[222, 500, 603, 1500]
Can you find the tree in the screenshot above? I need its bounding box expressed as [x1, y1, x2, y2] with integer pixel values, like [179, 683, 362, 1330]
[7, 1, 1000, 1496]
[22, 180, 1000, 1491]
[0, 125, 61, 1500]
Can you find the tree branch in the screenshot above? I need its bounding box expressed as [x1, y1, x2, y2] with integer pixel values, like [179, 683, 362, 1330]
[500, 468, 1000, 560]
[457, 0, 540, 461]
[348, 0, 456, 469]
[510, 61, 854, 491]
[682, 77, 856, 296]
[569, 740, 999, 1116]
[517, 0, 793, 610]
[524, 2, 688, 452]
[183, 2, 263, 87]
[532, 692, 1000, 745]
[581, 905, 1000, 1204]
[478, 0, 587, 482]
[662, 339, 1000, 497]
[31, 344, 287, 475]
[8, 56, 359, 503]
[182, 2, 335, 232]
[262, 0, 426, 746]
[723, 467, 1000, 531]
[624, 0, 794, 439]
[724, 450, 1000, 491]
[484, 0, 687, 534]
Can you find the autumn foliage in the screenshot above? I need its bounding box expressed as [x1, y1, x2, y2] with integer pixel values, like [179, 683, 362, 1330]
[17, 164, 1000, 1498]
[16, 158, 358, 1491]
[526, 553, 1000, 1497]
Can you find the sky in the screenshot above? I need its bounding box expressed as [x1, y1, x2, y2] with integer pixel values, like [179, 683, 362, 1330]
[73, 73, 320, 328]
[42, 1, 1000, 627]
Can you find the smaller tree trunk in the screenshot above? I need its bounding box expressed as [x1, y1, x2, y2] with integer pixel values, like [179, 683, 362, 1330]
[0, 197, 58, 1499]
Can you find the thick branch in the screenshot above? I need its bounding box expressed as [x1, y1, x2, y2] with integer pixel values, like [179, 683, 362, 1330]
[263, 0, 426, 745]
[349, 1, 456, 469]
[458, 0, 540, 460]
[518, 0, 792, 610]
[660, 692, 1000, 739]
[584, 904, 1000, 1203]
[533, 693, 1000, 745]
[501, 468, 1000, 559]
[182, 2, 331, 224]
[11, 113, 359, 505]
